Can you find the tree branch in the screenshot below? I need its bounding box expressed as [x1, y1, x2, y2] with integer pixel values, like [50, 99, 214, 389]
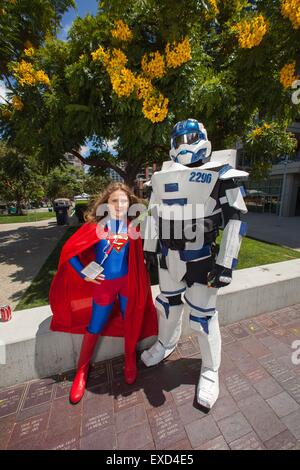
[0, 94, 10, 105]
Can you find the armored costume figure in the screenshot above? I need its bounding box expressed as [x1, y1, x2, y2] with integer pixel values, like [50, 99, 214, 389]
[141, 119, 248, 409]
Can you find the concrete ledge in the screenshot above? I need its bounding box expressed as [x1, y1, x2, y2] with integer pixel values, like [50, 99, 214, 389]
[1, 259, 300, 388]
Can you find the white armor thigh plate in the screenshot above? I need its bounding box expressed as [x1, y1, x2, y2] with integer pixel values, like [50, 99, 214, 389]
[184, 283, 218, 330]
[151, 162, 219, 221]
[158, 262, 186, 296]
[165, 250, 186, 283]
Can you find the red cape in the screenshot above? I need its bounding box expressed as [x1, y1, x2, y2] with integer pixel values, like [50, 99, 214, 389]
[49, 222, 158, 357]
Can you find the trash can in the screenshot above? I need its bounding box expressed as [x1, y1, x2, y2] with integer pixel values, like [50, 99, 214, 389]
[53, 198, 70, 225]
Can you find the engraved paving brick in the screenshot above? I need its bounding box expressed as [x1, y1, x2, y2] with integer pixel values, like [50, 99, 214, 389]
[225, 373, 256, 401]
[229, 432, 265, 450]
[6, 432, 46, 450]
[240, 336, 271, 359]
[244, 367, 269, 384]
[196, 435, 229, 450]
[255, 315, 278, 330]
[227, 323, 250, 339]
[148, 403, 187, 449]
[8, 411, 49, 444]
[177, 337, 200, 358]
[16, 401, 51, 422]
[115, 403, 147, 433]
[165, 439, 192, 450]
[54, 379, 72, 399]
[113, 387, 144, 413]
[238, 394, 286, 442]
[220, 327, 236, 345]
[217, 412, 252, 444]
[280, 377, 300, 404]
[241, 319, 265, 335]
[22, 379, 54, 410]
[0, 416, 15, 450]
[80, 425, 117, 450]
[219, 352, 237, 378]
[264, 429, 298, 450]
[47, 396, 82, 436]
[282, 409, 300, 439]
[141, 376, 174, 410]
[44, 424, 81, 450]
[259, 356, 297, 384]
[82, 407, 114, 437]
[253, 376, 284, 399]
[111, 356, 125, 381]
[237, 356, 268, 378]
[266, 391, 299, 418]
[223, 342, 252, 363]
[177, 400, 208, 426]
[258, 336, 291, 357]
[0, 385, 26, 418]
[211, 396, 239, 422]
[272, 308, 300, 325]
[170, 383, 196, 407]
[185, 415, 220, 449]
[117, 421, 153, 450]
[88, 361, 109, 387]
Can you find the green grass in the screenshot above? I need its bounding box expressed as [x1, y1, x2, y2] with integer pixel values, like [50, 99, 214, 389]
[15, 226, 78, 311]
[0, 212, 56, 224]
[15, 228, 300, 311]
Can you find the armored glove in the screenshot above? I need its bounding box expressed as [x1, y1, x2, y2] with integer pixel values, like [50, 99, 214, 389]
[207, 264, 232, 288]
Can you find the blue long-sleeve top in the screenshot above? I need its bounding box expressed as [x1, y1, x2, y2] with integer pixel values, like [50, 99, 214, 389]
[69, 219, 130, 280]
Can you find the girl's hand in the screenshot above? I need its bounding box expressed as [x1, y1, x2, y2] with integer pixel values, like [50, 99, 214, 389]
[84, 274, 105, 285]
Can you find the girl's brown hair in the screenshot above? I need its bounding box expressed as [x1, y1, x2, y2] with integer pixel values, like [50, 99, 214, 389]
[84, 182, 140, 223]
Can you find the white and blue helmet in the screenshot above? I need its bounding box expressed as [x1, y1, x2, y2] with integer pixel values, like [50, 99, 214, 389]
[169, 119, 212, 165]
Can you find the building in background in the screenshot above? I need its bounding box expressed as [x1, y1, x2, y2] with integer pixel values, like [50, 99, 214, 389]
[65, 152, 84, 169]
[238, 120, 300, 217]
[135, 163, 158, 198]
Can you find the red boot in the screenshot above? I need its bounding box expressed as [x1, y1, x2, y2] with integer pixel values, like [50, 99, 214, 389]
[69, 332, 98, 404]
[124, 351, 137, 385]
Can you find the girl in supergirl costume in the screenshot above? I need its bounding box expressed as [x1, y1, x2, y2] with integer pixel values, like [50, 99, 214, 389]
[50, 183, 157, 404]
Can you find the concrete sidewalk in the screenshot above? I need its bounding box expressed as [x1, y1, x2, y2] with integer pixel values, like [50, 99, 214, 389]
[0, 219, 69, 309]
[0, 305, 299, 450]
[242, 213, 300, 251]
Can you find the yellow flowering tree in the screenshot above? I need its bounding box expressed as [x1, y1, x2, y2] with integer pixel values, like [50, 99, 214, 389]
[1, 0, 299, 184]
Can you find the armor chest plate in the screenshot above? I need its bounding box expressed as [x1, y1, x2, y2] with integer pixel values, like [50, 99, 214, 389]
[152, 165, 219, 221]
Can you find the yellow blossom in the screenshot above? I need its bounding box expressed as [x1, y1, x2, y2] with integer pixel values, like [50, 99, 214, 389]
[281, 0, 300, 29]
[12, 60, 50, 87]
[232, 15, 268, 49]
[205, 0, 219, 19]
[165, 37, 191, 69]
[24, 47, 35, 57]
[110, 67, 136, 98]
[1, 108, 12, 119]
[135, 75, 154, 100]
[141, 51, 165, 79]
[91, 46, 110, 65]
[12, 60, 36, 86]
[35, 70, 51, 86]
[142, 93, 169, 123]
[280, 61, 298, 88]
[107, 48, 128, 72]
[12, 96, 24, 111]
[111, 19, 133, 42]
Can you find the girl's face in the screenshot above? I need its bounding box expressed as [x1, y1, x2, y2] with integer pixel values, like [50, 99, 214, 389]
[107, 189, 129, 219]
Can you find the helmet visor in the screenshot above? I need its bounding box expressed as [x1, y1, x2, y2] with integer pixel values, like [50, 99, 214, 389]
[174, 132, 201, 149]
[186, 132, 201, 145]
[174, 134, 186, 149]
